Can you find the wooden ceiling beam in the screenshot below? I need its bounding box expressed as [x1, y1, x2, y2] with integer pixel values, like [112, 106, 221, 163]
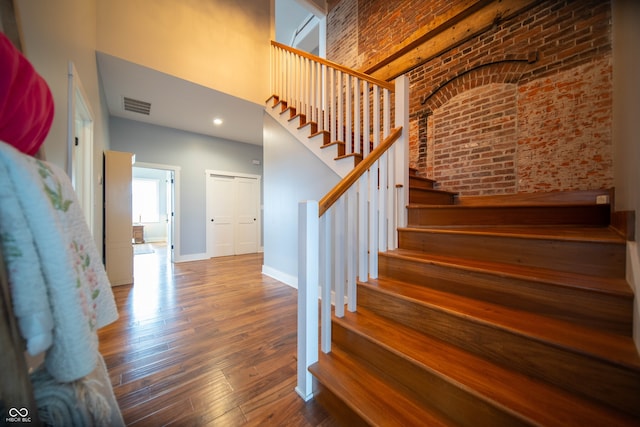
[361, 0, 542, 81]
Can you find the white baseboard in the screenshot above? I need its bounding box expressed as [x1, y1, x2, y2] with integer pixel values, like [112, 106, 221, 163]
[262, 265, 297, 289]
[174, 252, 209, 263]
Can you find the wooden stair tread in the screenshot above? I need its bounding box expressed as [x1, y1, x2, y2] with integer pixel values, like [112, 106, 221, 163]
[363, 277, 640, 369]
[335, 308, 639, 426]
[382, 248, 634, 297]
[399, 225, 626, 244]
[410, 187, 457, 196]
[310, 348, 454, 427]
[408, 202, 610, 208]
[409, 175, 437, 184]
[455, 189, 612, 206]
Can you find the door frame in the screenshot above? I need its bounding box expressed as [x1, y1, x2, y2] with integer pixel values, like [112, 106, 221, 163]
[67, 61, 95, 235]
[205, 169, 262, 258]
[134, 162, 181, 263]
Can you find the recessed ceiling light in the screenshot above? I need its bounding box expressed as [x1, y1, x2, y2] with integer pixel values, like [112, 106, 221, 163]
[213, 118, 223, 125]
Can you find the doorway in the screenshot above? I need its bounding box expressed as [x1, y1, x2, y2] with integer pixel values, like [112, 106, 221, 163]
[205, 170, 261, 258]
[132, 162, 180, 263]
[67, 62, 94, 234]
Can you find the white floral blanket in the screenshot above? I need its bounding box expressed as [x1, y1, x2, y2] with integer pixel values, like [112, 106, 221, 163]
[0, 141, 118, 382]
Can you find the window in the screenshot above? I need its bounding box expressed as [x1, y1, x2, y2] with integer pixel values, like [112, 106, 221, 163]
[132, 178, 160, 223]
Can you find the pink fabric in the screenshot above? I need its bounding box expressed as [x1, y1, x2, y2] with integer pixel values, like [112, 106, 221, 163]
[0, 32, 54, 156]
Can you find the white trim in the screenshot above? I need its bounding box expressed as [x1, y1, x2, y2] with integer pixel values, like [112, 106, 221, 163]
[206, 169, 260, 180]
[133, 161, 181, 263]
[134, 161, 182, 171]
[296, 0, 327, 17]
[627, 241, 640, 352]
[67, 61, 94, 176]
[262, 265, 298, 289]
[174, 252, 209, 263]
[67, 62, 95, 236]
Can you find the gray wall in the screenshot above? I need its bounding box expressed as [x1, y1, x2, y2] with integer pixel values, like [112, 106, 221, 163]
[110, 116, 263, 257]
[263, 113, 339, 286]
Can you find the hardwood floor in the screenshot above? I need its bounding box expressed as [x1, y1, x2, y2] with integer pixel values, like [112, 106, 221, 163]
[98, 244, 337, 426]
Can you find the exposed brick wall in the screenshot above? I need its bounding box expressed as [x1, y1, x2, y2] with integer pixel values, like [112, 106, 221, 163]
[430, 84, 518, 195]
[326, 0, 613, 195]
[358, 0, 454, 65]
[327, 0, 361, 69]
[517, 57, 613, 192]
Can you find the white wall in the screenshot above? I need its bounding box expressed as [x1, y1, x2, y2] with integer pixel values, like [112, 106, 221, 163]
[110, 117, 263, 258]
[14, 0, 111, 250]
[262, 113, 339, 287]
[612, 0, 640, 350]
[96, 0, 271, 105]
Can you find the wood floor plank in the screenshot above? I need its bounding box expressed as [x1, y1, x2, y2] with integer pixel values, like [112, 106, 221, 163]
[98, 244, 337, 426]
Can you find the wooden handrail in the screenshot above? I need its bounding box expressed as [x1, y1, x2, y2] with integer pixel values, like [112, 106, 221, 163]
[318, 127, 402, 216]
[271, 40, 395, 92]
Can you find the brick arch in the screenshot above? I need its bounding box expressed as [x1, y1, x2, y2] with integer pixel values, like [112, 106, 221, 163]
[420, 53, 536, 114]
[414, 53, 537, 183]
[425, 82, 519, 195]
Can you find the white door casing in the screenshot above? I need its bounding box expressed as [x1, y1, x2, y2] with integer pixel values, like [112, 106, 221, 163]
[67, 62, 94, 234]
[133, 162, 181, 263]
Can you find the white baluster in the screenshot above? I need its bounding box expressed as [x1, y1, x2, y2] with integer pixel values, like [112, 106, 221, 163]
[363, 81, 370, 156]
[320, 211, 331, 353]
[333, 198, 345, 318]
[379, 151, 388, 251]
[347, 186, 357, 312]
[296, 201, 318, 401]
[354, 78, 361, 155]
[369, 160, 379, 279]
[358, 173, 368, 281]
[345, 75, 352, 154]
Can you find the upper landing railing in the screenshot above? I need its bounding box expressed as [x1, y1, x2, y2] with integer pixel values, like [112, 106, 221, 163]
[269, 41, 410, 401]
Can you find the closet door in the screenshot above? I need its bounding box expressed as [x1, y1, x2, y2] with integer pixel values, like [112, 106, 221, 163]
[206, 171, 260, 258]
[207, 175, 235, 257]
[104, 150, 133, 285]
[235, 177, 258, 255]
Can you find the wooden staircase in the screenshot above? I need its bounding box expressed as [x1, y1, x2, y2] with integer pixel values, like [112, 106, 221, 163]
[309, 169, 640, 426]
[266, 95, 364, 176]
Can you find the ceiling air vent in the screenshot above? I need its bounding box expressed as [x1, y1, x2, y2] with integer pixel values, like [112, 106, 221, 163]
[123, 97, 151, 115]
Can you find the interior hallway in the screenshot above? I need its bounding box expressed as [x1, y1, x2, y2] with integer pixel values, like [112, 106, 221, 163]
[98, 244, 337, 426]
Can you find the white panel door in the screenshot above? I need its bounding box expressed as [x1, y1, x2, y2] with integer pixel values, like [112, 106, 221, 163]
[207, 175, 235, 257]
[235, 177, 258, 254]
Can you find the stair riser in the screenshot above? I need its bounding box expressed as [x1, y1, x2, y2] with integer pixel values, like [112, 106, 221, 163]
[409, 176, 435, 190]
[332, 321, 528, 427]
[358, 284, 640, 417]
[408, 205, 611, 227]
[311, 380, 370, 427]
[398, 230, 626, 278]
[378, 254, 633, 335]
[409, 189, 456, 204]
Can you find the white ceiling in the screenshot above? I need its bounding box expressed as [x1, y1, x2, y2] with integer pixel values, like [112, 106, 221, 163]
[96, 0, 322, 148]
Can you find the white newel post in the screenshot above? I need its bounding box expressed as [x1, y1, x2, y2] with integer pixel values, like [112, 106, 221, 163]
[394, 75, 410, 230]
[296, 201, 319, 401]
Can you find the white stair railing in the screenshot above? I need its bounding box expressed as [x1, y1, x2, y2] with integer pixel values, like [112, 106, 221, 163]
[271, 41, 397, 160]
[269, 41, 409, 401]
